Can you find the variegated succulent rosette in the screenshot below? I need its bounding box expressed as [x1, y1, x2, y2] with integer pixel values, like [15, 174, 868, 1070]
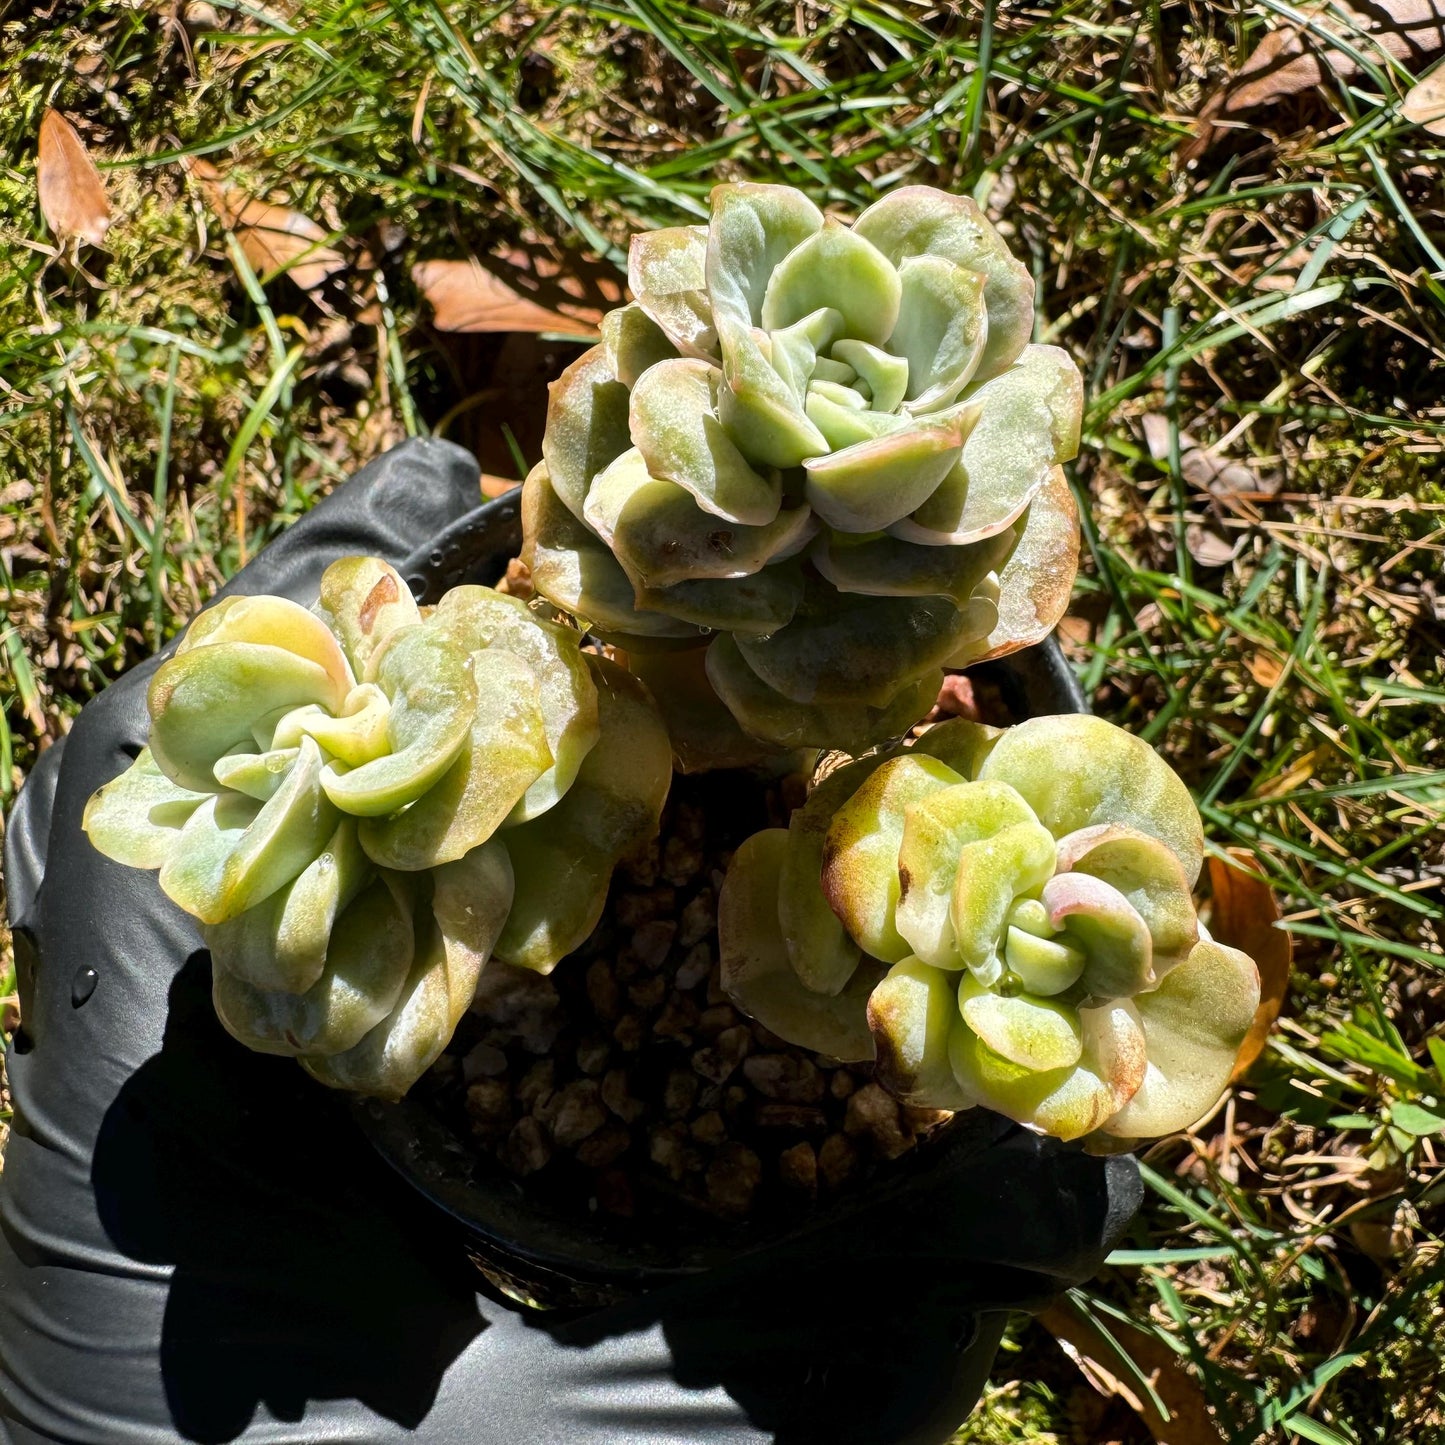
[522, 181, 1084, 762]
[719, 715, 1261, 1142]
[84, 559, 670, 1099]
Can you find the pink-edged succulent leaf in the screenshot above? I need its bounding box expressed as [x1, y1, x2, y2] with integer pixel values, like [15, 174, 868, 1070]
[852, 186, 1035, 382]
[358, 647, 552, 871]
[705, 182, 824, 333]
[493, 655, 670, 974]
[1041, 870, 1156, 1000]
[304, 839, 514, 1098]
[705, 634, 940, 753]
[320, 625, 477, 818]
[822, 753, 964, 963]
[542, 344, 634, 520]
[212, 873, 415, 1057]
[1101, 939, 1260, 1138]
[628, 357, 780, 524]
[979, 714, 1206, 887]
[868, 956, 973, 1108]
[803, 413, 968, 533]
[627, 225, 716, 358]
[601, 302, 679, 386]
[82, 746, 208, 870]
[812, 518, 1012, 608]
[720, 828, 884, 1062]
[956, 974, 1082, 1072]
[432, 585, 600, 824]
[316, 557, 420, 682]
[759, 218, 901, 345]
[521, 464, 705, 643]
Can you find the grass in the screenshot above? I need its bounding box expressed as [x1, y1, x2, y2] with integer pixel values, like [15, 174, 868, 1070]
[2, 1, 1444, 1439]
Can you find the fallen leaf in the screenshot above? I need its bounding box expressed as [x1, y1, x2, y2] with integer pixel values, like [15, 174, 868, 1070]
[193, 160, 345, 290]
[1187, 2, 1445, 157]
[1404, 63, 1445, 133]
[1208, 848, 1291, 1082]
[37, 110, 112, 248]
[1181, 447, 1275, 499]
[934, 672, 980, 720]
[414, 248, 622, 336]
[1040, 1297, 1226, 1445]
[1246, 651, 1285, 688]
[1185, 523, 1242, 568]
[480, 474, 522, 498]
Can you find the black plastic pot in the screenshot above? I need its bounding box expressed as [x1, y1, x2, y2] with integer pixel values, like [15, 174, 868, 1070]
[355, 490, 1094, 1309]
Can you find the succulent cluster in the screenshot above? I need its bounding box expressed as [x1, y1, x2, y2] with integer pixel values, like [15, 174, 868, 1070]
[523, 182, 1084, 758]
[719, 716, 1261, 1141]
[84, 559, 669, 1098]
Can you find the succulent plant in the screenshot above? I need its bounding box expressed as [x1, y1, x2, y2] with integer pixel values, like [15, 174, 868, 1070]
[523, 181, 1084, 760]
[720, 715, 1261, 1141]
[84, 559, 670, 1098]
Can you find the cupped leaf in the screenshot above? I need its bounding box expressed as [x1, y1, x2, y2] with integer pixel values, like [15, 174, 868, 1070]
[585, 446, 815, 589]
[780, 754, 892, 995]
[212, 747, 301, 801]
[853, 187, 1035, 382]
[317, 559, 421, 682]
[909, 717, 1001, 780]
[1004, 926, 1086, 997]
[628, 225, 716, 358]
[720, 828, 882, 1062]
[358, 648, 552, 871]
[203, 817, 370, 994]
[638, 562, 804, 637]
[179, 594, 354, 699]
[891, 346, 1082, 547]
[759, 219, 901, 345]
[980, 714, 1205, 886]
[1055, 824, 1199, 976]
[822, 753, 963, 964]
[432, 585, 601, 824]
[542, 344, 633, 520]
[320, 625, 477, 818]
[804, 414, 967, 533]
[890, 779, 1045, 972]
[148, 641, 347, 793]
[493, 656, 670, 973]
[305, 840, 515, 1098]
[1101, 940, 1260, 1138]
[957, 975, 1082, 1072]
[812, 526, 1011, 607]
[521, 464, 704, 643]
[804, 390, 908, 450]
[628, 357, 780, 524]
[706, 634, 939, 753]
[768, 307, 845, 401]
[868, 956, 973, 1108]
[716, 320, 829, 468]
[705, 182, 823, 332]
[735, 581, 985, 707]
[83, 747, 208, 870]
[270, 684, 392, 769]
[1041, 871, 1156, 1000]
[831, 339, 909, 414]
[160, 737, 339, 924]
[602, 302, 680, 386]
[890, 255, 987, 413]
[212, 874, 413, 1056]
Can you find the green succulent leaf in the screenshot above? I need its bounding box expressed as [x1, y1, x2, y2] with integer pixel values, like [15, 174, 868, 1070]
[979, 714, 1206, 887]
[82, 746, 208, 870]
[909, 717, 1001, 779]
[494, 655, 670, 973]
[358, 647, 552, 871]
[890, 255, 987, 413]
[812, 526, 1011, 607]
[759, 219, 901, 345]
[270, 684, 392, 769]
[159, 736, 339, 924]
[542, 344, 634, 520]
[628, 225, 716, 357]
[853, 186, 1035, 382]
[831, 339, 910, 414]
[304, 840, 514, 1099]
[320, 624, 478, 818]
[705, 181, 824, 332]
[212, 746, 301, 801]
[822, 753, 964, 964]
[602, 302, 680, 386]
[957, 974, 1082, 1072]
[868, 956, 973, 1108]
[720, 828, 882, 1062]
[178, 594, 354, 698]
[316, 557, 420, 682]
[637, 562, 804, 637]
[212, 872, 414, 1056]
[716, 320, 830, 468]
[1102, 940, 1260, 1138]
[628, 357, 780, 525]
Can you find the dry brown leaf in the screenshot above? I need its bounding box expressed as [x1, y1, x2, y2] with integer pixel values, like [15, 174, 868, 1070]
[413, 257, 608, 336]
[1404, 63, 1445, 132]
[480, 474, 522, 498]
[1187, 2, 1445, 157]
[193, 161, 345, 290]
[37, 110, 111, 248]
[1039, 1298, 1226, 1445]
[1208, 848, 1291, 1082]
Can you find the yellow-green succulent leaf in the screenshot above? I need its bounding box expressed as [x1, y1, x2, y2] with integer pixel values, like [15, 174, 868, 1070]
[1042, 870, 1156, 999]
[212, 747, 301, 802]
[602, 301, 681, 386]
[316, 557, 421, 682]
[271, 684, 392, 769]
[868, 956, 973, 1108]
[178, 594, 354, 699]
[82, 747, 209, 870]
[909, 717, 1002, 780]
[957, 974, 1082, 1072]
